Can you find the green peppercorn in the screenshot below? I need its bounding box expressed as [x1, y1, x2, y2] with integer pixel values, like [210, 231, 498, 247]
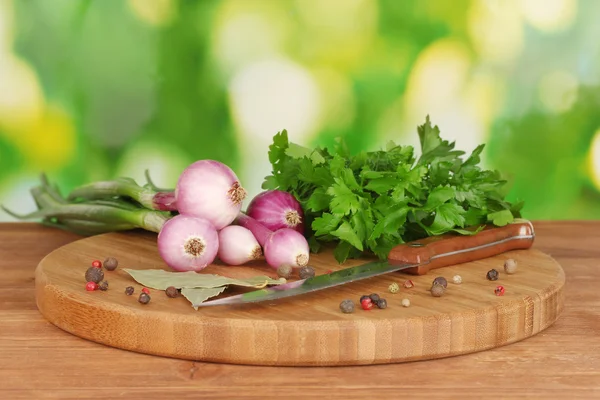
[388, 282, 400, 293]
[432, 276, 447, 289]
[277, 264, 293, 279]
[376, 298, 387, 309]
[369, 293, 380, 303]
[98, 281, 109, 291]
[299, 266, 315, 279]
[486, 269, 499, 281]
[103, 257, 119, 271]
[339, 299, 355, 314]
[125, 286, 134, 296]
[138, 292, 151, 304]
[85, 267, 104, 284]
[165, 286, 179, 298]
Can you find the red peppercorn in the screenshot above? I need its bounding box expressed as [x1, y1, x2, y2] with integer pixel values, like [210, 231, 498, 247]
[142, 287, 150, 294]
[91, 260, 102, 268]
[85, 282, 98, 291]
[361, 298, 373, 310]
[494, 285, 505, 296]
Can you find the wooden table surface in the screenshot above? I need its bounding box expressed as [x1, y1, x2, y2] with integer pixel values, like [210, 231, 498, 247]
[1, 221, 599, 399]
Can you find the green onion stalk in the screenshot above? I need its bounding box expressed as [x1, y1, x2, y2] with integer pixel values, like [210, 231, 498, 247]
[2, 175, 172, 236]
[66, 175, 177, 212]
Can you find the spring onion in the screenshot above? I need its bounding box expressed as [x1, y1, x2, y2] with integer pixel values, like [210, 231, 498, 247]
[236, 213, 309, 270]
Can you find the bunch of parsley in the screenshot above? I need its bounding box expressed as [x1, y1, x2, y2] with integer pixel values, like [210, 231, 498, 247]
[261, 116, 524, 263]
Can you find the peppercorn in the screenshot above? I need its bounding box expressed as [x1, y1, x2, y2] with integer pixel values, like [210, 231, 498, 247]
[432, 276, 447, 289]
[91, 260, 102, 268]
[430, 284, 445, 297]
[138, 292, 151, 304]
[299, 266, 315, 279]
[403, 280, 414, 288]
[359, 295, 370, 303]
[388, 282, 400, 293]
[125, 286, 134, 296]
[85, 281, 98, 291]
[401, 298, 410, 307]
[504, 259, 517, 274]
[376, 298, 387, 309]
[486, 269, 499, 281]
[103, 257, 119, 271]
[85, 267, 104, 284]
[339, 299, 355, 314]
[165, 286, 179, 298]
[369, 293, 380, 303]
[98, 281, 109, 291]
[142, 287, 150, 294]
[452, 275, 462, 284]
[494, 285, 505, 296]
[277, 264, 293, 279]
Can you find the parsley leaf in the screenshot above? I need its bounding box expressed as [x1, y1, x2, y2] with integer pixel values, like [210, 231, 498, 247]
[262, 116, 524, 263]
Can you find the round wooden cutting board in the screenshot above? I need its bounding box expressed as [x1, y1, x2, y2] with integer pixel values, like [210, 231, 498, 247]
[35, 230, 565, 366]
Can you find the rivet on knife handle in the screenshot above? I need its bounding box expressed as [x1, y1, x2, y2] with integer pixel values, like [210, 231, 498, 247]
[388, 219, 535, 275]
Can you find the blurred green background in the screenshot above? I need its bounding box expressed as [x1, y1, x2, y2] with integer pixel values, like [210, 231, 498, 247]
[1, 0, 599, 221]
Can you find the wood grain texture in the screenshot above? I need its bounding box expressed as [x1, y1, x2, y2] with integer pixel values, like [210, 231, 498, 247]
[2, 222, 599, 399]
[34, 225, 562, 366]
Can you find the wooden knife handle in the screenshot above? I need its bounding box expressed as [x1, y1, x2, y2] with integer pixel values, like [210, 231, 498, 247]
[387, 219, 535, 275]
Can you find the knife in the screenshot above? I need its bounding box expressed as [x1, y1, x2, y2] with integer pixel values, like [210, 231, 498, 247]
[197, 219, 535, 307]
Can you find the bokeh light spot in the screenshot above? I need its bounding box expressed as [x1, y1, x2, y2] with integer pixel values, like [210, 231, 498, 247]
[520, 0, 577, 33]
[588, 129, 600, 191]
[537, 70, 578, 113]
[115, 140, 193, 189]
[228, 57, 321, 201]
[19, 105, 76, 170]
[0, 55, 44, 133]
[468, 0, 524, 65]
[127, 0, 176, 27]
[211, 0, 291, 76]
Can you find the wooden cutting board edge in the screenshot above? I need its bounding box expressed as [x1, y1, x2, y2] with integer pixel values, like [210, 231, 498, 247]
[34, 231, 566, 367]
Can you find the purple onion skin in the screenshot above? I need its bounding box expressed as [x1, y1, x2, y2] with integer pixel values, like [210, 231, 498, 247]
[236, 213, 309, 269]
[263, 228, 310, 270]
[174, 160, 247, 230]
[152, 191, 178, 211]
[157, 214, 219, 272]
[246, 190, 305, 234]
[217, 225, 262, 266]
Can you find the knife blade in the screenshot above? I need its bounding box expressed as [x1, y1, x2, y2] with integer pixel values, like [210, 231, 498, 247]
[197, 219, 535, 307]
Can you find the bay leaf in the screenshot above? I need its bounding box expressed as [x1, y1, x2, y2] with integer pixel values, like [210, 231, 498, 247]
[122, 268, 286, 290]
[181, 287, 227, 310]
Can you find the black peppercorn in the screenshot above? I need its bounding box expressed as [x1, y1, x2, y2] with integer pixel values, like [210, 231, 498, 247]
[125, 286, 134, 296]
[339, 299, 355, 314]
[85, 267, 104, 284]
[103, 257, 118, 271]
[369, 293, 380, 303]
[360, 295, 370, 303]
[98, 281, 109, 291]
[299, 266, 315, 279]
[486, 269, 499, 281]
[165, 286, 179, 298]
[432, 276, 447, 288]
[138, 293, 151, 304]
[376, 298, 387, 309]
